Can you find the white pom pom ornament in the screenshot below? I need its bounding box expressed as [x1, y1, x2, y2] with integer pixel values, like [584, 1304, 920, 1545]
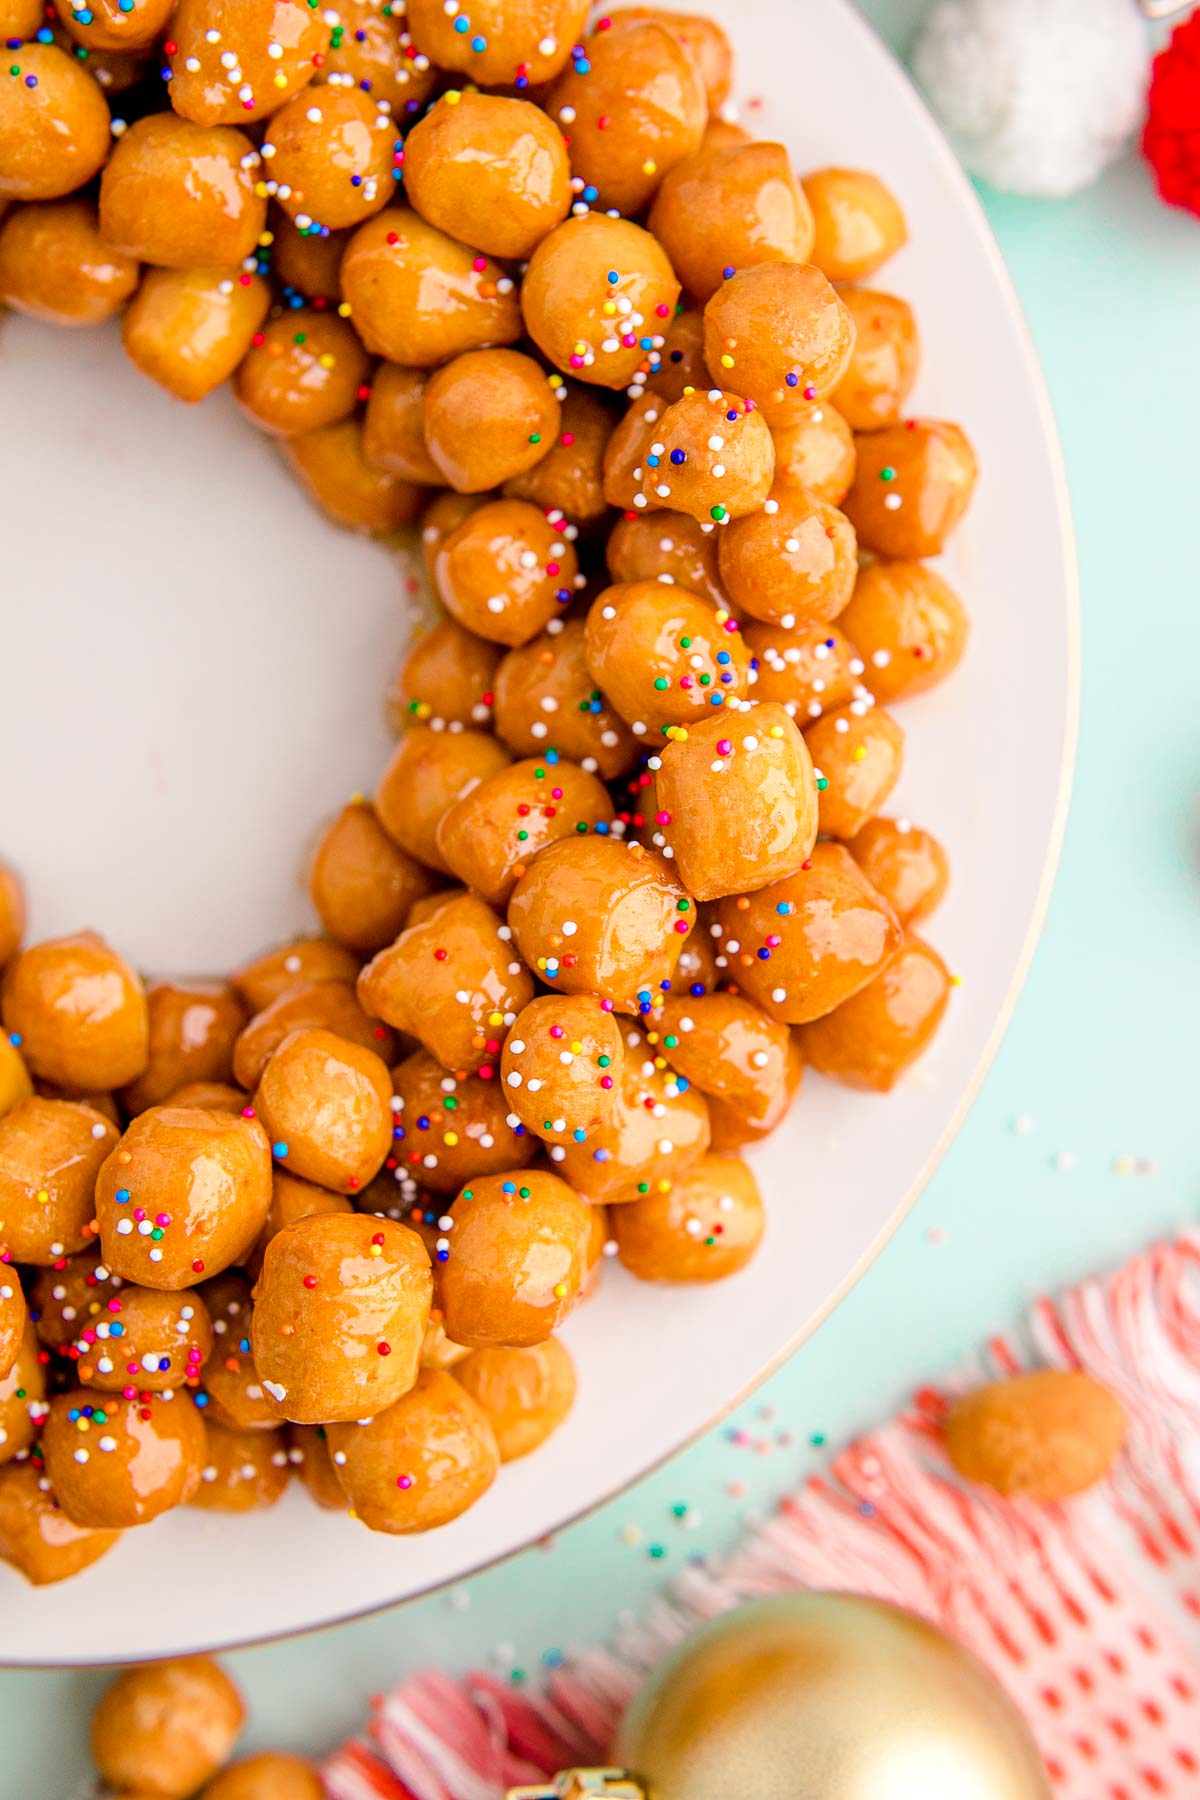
[912, 0, 1150, 197]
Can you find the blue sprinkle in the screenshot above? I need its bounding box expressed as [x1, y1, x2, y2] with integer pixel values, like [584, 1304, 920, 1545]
[546, 748, 560, 764]
[471, 34, 486, 51]
[726, 409, 739, 421]
[785, 372, 799, 387]
[716, 649, 730, 664]
[24, 73, 37, 85]
[437, 1249, 449, 1262]
[582, 184, 598, 202]
[757, 947, 771, 960]
[860, 1501, 876, 1517]
[670, 448, 686, 465]
[115, 1188, 130, 1204]
[453, 14, 468, 28]
[709, 692, 724, 705]
[572, 1129, 586, 1142]
[392, 1125, 406, 1141]
[660, 979, 671, 990]
[574, 56, 590, 73]
[350, 173, 362, 186]
[7, 1033, 20, 1046]
[722, 265, 735, 279]
[502, 1181, 516, 1194]
[416, 1115, 430, 1130]
[109, 1322, 124, 1337]
[239, 1338, 251, 1354]
[675, 1076, 689, 1092]
[593, 1147, 610, 1162]
[606, 270, 619, 284]
[689, 982, 706, 996]
[776, 902, 792, 915]
[36, 25, 53, 40]
[542, 1648, 565, 1668]
[157, 1355, 171, 1370]
[594, 820, 610, 834]
[194, 1392, 209, 1407]
[273, 1141, 289, 1158]
[646, 454, 660, 468]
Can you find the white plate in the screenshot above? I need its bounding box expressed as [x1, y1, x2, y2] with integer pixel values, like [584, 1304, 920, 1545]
[0, 0, 1076, 1665]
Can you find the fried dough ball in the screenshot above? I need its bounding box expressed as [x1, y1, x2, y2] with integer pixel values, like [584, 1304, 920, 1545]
[804, 703, 904, 839]
[0, 0, 44, 38]
[437, 1169, 591, 1347]
[77, 1285, 213, 1393]
[403, 0, 589, 86]
[244, 1168, 353, 1279]
[363, 363, 443, 485]
[282, 415, 426, 533]
[623, 386, 775, 524]
[437, 756, 615, 908]
[99, 115, 266, 268]
[252, 1027, 393, 1193]
[847, 817, 949, 927]
[434, 497, 580, 645]
[605, 509, 724, 609]
[190, 1422, 292, 1512]
[233, 984, 391, 1092]
[0, 1462, 120, 1586]
[703, 261, 855, 420]
[547, 18, 706, 216]
[201, 1753, 325, 1799]
[645, 305, 707, 402]
[388, 618, 501, 732]
[391, 1049, 532, 1193]
[743, 620, 864, 725]
[358, 890, 533, 1074]
[2, 930, 148, 1091]
[0, 197, 138, 326]
[122, 267, 272, 404]
[165, 1081, 249, 1113]
[265, 86, 397, 231]
[838, 558, 969, 702]
[717, 488, 857, 626]
[501, 993, 624, 1142]
[252, 1212, 432, 1423]
[0, 1321, 44, 1465]
[655, 990, 794, 1130]
[504, 385, 616, 526]
[455, 1336, 575, 1461]
[122, 981, 245, 1115]
[90, 1658, 245, 1797]
[713, 840, 901, 1024]
[419, 491, 486, 581]
[0, 1098, 118, 1263]
[522, 213, 680, 391]
[232, 936, 361, 1013]
[419, 1312, 470, 1371]
[374, 726, 512, 873]
[95, 1106, 273, 1287]
[196, 1271, 277, 1431]
[554, 1024, 710, 1203]
[649, 142, 814, 303]
[0, 1032, 32, 1120]
[234, 309, 371, 437]
[327, 1365, 498, 1532]
[612, 1150, 762, 1281]
[310, 801, 439, 953]
[0, 864, 24, 969]
[423, 349, 560, 494]
[314, 0, 438, 117]
[166, 0, 327, 127]
[405, 90, 571, 259]
[508, 836, 692, 1011]
[492, 619, 638, 780]
[800, 934, 951, 1092]
[290, 1423, 348, 1510]
[27, 1248, 118, 1352]
[0, 1272, 25, 1381]
[801, 166, 908, 282]
[584, 581, 752, 734]
[340, 205, 522, 365]
[842, 419, 979, 559]
[770, 402, 857, 505]
[43, 1387, 207, 1528]
[944, 1370, 1125, 1503]
[832, 289, 919, 432]
[271, 216, 348, 299]
[706, 1030, 803, 1150]
[0, 43, 111, 201]
[615, 6, 732, 107]
[59, 0, 174, 51]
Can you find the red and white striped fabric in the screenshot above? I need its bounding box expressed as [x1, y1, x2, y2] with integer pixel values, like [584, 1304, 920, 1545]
[323, 1231, 1200, 1800]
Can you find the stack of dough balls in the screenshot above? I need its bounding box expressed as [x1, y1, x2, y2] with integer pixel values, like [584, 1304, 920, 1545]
[0, 0, 976, 1581]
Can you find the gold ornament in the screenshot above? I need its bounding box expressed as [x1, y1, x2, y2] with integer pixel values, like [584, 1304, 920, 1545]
[509, 1774, 644, 1799]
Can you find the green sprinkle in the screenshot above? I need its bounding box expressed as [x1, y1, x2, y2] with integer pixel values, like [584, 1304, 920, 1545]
[528, 433, 542, 444]
[648, 1543, 667, 1560]
[879, 466, 895, 481]
[598, 1055, 611, 1068]
[676, 899, 690, 911]
[637, 1181, 649, 1193]
[670, 1502, 688, 1518]
[517, 829, 529, 842]
[679, 636, 692, 649]
[518, 1186, 530, 1199]
[442, 1096, 457, 1111]
[810, 1431, 826, 1446]
[653, 677, 669, 691]
[817, 776, 829, 791]
[664, 1034, 678, 1048]
[710, 504, 728, 522]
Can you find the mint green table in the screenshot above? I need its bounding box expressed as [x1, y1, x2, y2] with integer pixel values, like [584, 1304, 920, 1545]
[8, 5, 1199, 1787]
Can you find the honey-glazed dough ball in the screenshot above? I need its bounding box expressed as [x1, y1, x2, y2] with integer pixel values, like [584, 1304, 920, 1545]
[613, 7, 732, 108]
[252, 1212, 432, 1423]
[374, 726, 512, 873]
[842, 418, 978, 559]
[838, 557, 969, 702]
[58, 0, 172, 50]
[234, 308, 371, 436]
[290, 1423, 348, 1509]
[164, 1081, 246, 1113]
[77, 1285, 213, 1393]
[645, 305, 707, 403]
[770, 403, 856, 505]
[423, 349, 560, 494]
[437, 1169, 591, 1347]
[434, 498, 580, 646]
[744, 620, 864, 725]
[388, 618, 501, 731]
[704, 261, 855, 421]
[271, 215, 348, 299]
[630, 386, 775, 524]
[554, 1025, 710, 1204]
[706, 1029, 803, 1150]
[547, 19, 706, 217]
[282, 416, 425, 534]
[0, 197, 138, 326]
[503, 384, 615, 526]
[455, 1336, 575, 1461]
[419, 490, 486, 581]
[649, 142, 814, 304]
[122, 267, 272, 404]
[437, 756, 614, 908]
[202, 1753, 324, 1799]
[253, 1026, 393, 1193]
[599, 389, 669, 511]
[0, 43, 110, 201]
[233, 984, 392, 1092]
[99, 115, 266, 268]
[804, 703, 904, 839]
[232, 938, 361, 1013]
[847, 817, 949, 928]
[245, 1168, 353, 1279]
[190, 1422, 291, 1513]
[327, 1365, 498, 1532]
[419, 1311, 470, 1370]
[48, 31, 150, 97]
[122, 981, 245, 1116]
[501, 993, 624, 1142]
[801, 934, 950, 1092]
[0, 1031, 32, 1119]
[358, 890, 533, 1073]
[0, 1271, 25, 1381]
[0, 1321, 43, 1465]
[2, 930, 148, 1091]
[1, 0, 49, 37]
[605, 509, 724, 609]
[197, 1271, 277, 1431]
[655, 704, 818, 900]
[314, 0, 438, 118]
[27, 1248, 118, 1353]
[801, 166, 908, 283]
[0, 1098, 118, 1264]
[32, 1078, 121, 1123]
[521, 213, 680, 391]
[492, 619, 638, 779]
[584, 581, 752, 735]
[405, 90, 571, 259]
[0, 1462, 120, 1587]
[654, 992, 792, 1133]
[311, 801, 439, 953]
[166, 0, 327, 126]
[0, 864, 24, 969]
[832, 289, 919, 432]
[95, 1106, 273, 1287]
[340, 205, 521, 365]
[612, 1150, 762, 1282]
[392, 1049, 532, 1193]
[363, 363, 443, 484]
[717, 488, 857, 626]
[713, 840, 901, 1024]
[43, 1387, 207, 1528]
[508, 837, 692, 1011]
[403, 0, 588, 86]
[91, 1658, 245, 1797]
[264, 85, 396, 230]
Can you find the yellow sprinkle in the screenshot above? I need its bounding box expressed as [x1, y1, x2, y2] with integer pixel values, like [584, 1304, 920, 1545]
[273, 71, 287, 86]
[35, 1189, 49, 1204]
[445, 88, 461, 104]
[573, 340, 587, 356]
[602, 301, 617, 316]
[768, 724, 784, 738]
[444, 1132, 459, 1147]
[337, 301, 352, 318]
[715, 610, 729, 624]
[642, 159, 656, 175]
[570, 1040, 583, 1054]
[369, 1244, 382, 1257]
[851, 745, 867, 762]
[553, 1282, 568, 1299]
[645, 1032, 659, 1045]
[258, 231, 274, 247]
[682, 384, 695, 395]
[537, 957, 548, 971]
[254, 181, 270, 197]
[656, 1178, 671, 1192]
[720, 353, 735, 368]
[654, 1056, 667, 1070]
[415, 700, 431, 718]
[318, 353, 336, 370]
[950, 974, 963, 986]
[547, 373, 563, 387]
[488, 1011, 503, 1027]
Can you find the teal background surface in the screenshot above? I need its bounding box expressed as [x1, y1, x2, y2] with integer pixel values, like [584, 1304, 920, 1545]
[5, 2, 1200, 1788]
